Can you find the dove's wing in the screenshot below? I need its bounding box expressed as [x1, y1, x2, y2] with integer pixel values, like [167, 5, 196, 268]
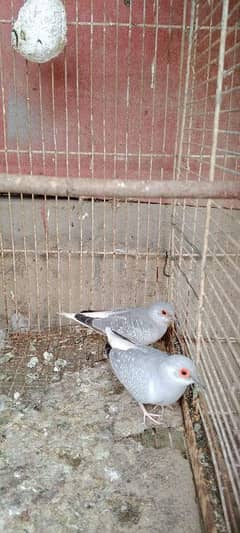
[109, 347, 169, 404]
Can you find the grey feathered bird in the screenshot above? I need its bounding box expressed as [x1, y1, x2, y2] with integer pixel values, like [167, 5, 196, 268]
[59, 301, 175, 345]
[105, 328, 205, 425]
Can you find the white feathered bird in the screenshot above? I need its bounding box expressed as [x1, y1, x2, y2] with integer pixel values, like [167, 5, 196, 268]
[105, 328, 205, 425]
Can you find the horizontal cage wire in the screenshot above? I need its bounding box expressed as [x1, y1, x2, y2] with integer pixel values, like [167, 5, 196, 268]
[0, 1, 239, 532]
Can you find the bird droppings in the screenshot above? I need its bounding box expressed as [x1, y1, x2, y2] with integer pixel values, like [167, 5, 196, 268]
[53, 358, 67, 372]
[13, 392, 21, 401]
[0, 329, 202, 532]
[43, 351, 54, 363]
[104, 467, 122, 482]
[27, 356, 39, 368]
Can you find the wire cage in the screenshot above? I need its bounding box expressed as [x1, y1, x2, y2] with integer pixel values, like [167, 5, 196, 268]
[0, 1, 239, 532]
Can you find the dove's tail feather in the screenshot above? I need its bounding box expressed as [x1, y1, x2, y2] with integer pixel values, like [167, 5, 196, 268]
[75, 312, 95, 328]
[58, 312, 78, 321]
[58, 311, 98, 331]
[105, 342, 111, 357]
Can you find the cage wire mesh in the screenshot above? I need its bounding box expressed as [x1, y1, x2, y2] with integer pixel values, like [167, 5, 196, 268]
[170, 0, 240, 531]
[0, 1, 239, 531]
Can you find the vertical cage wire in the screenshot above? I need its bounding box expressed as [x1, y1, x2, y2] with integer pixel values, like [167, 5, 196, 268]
[171, 1, 240, 530]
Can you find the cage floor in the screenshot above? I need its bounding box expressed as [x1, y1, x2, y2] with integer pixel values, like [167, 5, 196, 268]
[0, 328, 202, 532]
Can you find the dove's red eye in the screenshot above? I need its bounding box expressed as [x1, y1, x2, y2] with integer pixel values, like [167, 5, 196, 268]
[161, 309, 167, 316]
[179, 368, 190, 378]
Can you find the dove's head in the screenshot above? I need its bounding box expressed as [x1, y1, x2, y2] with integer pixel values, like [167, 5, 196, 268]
[149, 301, 175, 326]
[164, 355, 205, 390]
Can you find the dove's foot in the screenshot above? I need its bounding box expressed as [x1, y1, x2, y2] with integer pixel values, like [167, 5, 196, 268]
[139, 403, 164, 426]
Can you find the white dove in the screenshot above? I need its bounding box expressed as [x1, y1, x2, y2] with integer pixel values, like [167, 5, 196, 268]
[59, 301, 175, 345]
[105, 328, 205, 425]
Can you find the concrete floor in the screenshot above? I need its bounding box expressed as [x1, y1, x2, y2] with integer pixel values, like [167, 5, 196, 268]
[0, 331, 202, 533]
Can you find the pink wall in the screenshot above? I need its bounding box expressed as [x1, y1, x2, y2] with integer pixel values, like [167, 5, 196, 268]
[0, 1, 189, 180]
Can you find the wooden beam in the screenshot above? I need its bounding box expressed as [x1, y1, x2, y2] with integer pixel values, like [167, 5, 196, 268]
[0, 174, 239, 199]
[182, 395, 219, 533]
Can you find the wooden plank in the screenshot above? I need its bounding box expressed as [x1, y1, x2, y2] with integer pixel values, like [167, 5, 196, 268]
[182, 395, 218, 533]
[0, 174, 239, 199]
[182, 393, 227, 533]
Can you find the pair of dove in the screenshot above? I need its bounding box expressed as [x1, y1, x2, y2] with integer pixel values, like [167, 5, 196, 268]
[60, 302, 204, 425]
